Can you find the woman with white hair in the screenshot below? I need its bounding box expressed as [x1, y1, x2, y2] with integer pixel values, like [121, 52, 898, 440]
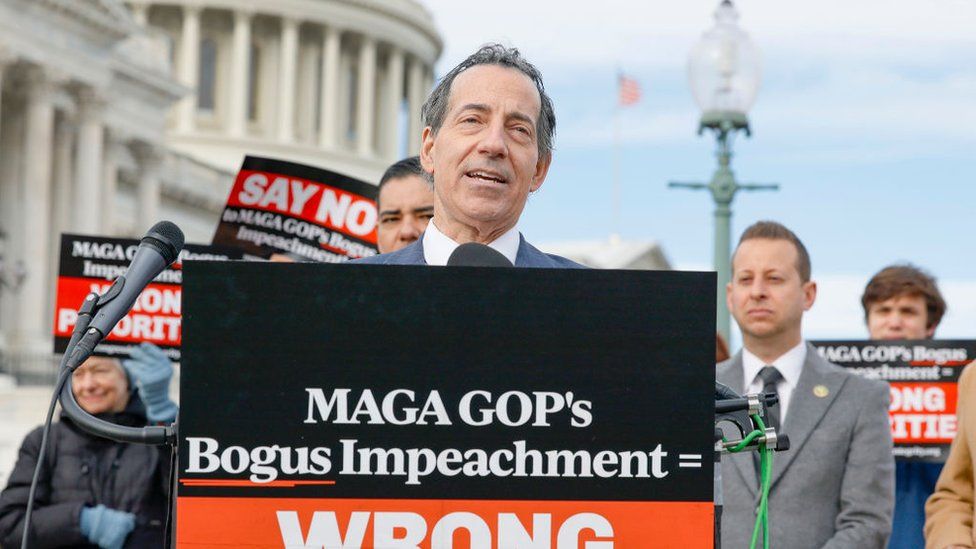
[0, 343, 177, 548]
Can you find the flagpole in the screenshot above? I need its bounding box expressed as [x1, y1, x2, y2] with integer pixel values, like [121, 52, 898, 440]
[612, 73, 621, 240]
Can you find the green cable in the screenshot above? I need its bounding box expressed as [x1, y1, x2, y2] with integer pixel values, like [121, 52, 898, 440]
[747, 414, 774, 549]
[724, 415, 776, 548]
[729, 429, 762, 452]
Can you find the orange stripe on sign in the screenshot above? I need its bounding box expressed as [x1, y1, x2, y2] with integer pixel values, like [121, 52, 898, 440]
[910, 360, 971, 367]
[318, 241, 361, 258]
[176, 497, 713, 548]
[180, 479, 336, 488]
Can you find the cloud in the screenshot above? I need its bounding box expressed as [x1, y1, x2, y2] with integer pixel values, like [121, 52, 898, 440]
[420, 0, 976, 158]
[422, 0, 976, 71]
[753, 70, 976, 144]
[557, 110, 698, 149]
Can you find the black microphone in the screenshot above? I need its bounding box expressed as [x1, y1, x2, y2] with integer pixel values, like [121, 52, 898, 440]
[68, 221, 185, 369]
[447, 242, 513, 267]
[715, 381, 742, 400]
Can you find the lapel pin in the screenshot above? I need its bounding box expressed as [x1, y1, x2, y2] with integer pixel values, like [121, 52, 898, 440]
[813, 385, 829, 398]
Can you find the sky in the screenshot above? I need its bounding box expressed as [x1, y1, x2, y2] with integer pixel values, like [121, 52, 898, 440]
[419, 0, 976, 340]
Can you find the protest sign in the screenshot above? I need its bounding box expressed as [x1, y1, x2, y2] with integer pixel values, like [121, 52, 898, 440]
[813, 340, 976, 462]
[212, 156, 379, 262]
[177, 262, 717, 547]
[53, 233, 243, 361]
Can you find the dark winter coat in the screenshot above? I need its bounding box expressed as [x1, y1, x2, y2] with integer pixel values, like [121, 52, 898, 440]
[0, 394, 171, 548]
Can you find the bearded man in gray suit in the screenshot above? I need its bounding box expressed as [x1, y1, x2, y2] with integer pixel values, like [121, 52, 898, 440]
[357, 44, 580, 269]
[718, 221, 894, 548]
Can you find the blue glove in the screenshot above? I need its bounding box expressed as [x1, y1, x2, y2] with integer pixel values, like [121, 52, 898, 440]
[123, 342, 178, 423]
[80, 504, 135, 549]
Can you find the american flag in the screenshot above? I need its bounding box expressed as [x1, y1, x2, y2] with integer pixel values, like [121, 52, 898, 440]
[618, 73, 641, 107]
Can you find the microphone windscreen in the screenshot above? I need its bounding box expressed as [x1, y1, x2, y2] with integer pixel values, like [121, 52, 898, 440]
[447, 242, 513, 267]
[715, 381, 742, 400]
[143, 221, 185, 264]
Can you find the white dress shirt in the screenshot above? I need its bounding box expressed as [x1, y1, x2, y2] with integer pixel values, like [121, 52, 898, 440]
[422, 220, 521, 266]
[742, 341, 807, 425]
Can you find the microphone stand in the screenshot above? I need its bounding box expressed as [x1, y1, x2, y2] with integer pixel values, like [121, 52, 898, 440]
[714, 389, 790, 549]
[59, 363, 175, 445]
[58, 291, 177, 445]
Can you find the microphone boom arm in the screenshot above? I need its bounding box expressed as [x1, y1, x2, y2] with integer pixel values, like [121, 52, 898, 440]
[57, 289, 177, 445]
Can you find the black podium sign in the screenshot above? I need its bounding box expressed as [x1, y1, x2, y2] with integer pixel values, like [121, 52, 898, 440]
[177, 261, 715, 547]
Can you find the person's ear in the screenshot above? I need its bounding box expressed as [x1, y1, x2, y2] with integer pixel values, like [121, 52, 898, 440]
[420, 127, 436, 176]
[803, 281, 818, 311]
[530, 152, 552, 193]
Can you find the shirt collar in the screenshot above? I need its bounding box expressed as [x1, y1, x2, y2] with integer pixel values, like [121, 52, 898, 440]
[422, 220, 521, 266]
[742, 340, 807, 389]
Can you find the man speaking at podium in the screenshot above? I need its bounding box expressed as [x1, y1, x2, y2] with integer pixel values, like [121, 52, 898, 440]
[358, 44, 580, 268]
[718, 221, 894, 548]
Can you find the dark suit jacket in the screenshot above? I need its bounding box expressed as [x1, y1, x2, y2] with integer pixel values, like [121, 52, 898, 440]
[355, 235, 585, 268]
[718, 343, 895, 548]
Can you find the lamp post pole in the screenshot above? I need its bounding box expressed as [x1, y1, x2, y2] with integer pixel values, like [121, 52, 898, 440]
[671, 0, 778, 343]
[670, 119, 777, 341]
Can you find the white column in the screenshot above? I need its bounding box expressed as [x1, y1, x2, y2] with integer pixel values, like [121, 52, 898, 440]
[0, 59, 23, 339]
[72, 87, 104, 233]
[407, 56, 424, 155]
[356, 36, 376, 156]
[383, 47, 405, 160]
[277, 17, 298, 142]
[0, 49, 13, 143]
[135, 143, 163, 230]
[19, 67, 56, 348]
[176, 6, 201, 133]
[50, 117, 73, 301]
[424, 66, 434, 95]
[52, 117, 74, 236]
[318, 25, 341, 149]
[296, 44, 318, 142]
[131, 2, 148, 26]
[101, 136, 120, 235]
[228, 9, 252, 137]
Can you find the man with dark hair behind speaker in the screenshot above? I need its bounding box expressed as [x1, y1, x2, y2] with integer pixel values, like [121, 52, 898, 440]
[376, 156, 435, 254]
[718, 220, 894, 548]
[356, 43, 580, 268]
[859, 264, 948, 549]
[0, 343, 177, 548]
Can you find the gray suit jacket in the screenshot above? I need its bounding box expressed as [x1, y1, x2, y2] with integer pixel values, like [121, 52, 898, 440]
[354, 235, 585, 268]
[717, 343, 894, 549]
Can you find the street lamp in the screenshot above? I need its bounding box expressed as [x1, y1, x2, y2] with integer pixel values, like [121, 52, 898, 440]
[670, 0, 778, 342]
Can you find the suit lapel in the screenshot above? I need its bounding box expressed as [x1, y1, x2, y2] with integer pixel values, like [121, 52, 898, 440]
[403, 238, 426, 265]
[515, 235, 555, 268]
[718, 353, 746, 395]
[769, 344, 846, 489]
[514, 235, 534, 267]
[718, 353, 759, 495]
[381, 238, 426, 265]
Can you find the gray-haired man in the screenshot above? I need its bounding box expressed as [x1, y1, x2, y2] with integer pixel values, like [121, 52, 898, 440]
[357, 44, 579, 268]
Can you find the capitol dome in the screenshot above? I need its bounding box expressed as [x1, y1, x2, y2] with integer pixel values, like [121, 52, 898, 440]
[133, 0, 442, 181]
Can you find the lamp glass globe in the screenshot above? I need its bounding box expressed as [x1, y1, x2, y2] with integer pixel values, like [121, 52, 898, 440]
[688, 0, 761, 118]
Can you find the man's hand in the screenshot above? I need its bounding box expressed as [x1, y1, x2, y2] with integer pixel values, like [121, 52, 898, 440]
[123, 342, 178, 423]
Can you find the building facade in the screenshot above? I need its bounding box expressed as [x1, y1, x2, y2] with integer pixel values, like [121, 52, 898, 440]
[136, 0, 440, 179]
[0, 0, 441, 371]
